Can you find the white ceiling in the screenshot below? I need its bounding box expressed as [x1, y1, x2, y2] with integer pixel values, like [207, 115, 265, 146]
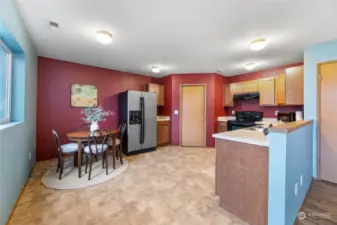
[14, 0, 337, 77]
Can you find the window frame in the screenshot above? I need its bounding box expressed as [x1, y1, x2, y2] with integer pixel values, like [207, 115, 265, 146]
[0, 39, 12, 125]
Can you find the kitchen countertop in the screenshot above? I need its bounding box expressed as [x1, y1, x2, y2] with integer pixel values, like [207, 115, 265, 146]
[217, 116, 235, 122]
[212, 129, 268, 147]
[157, 116, 170, 121]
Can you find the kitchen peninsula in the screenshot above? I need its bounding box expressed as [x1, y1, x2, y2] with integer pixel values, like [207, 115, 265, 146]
[212, 120, 313, 225]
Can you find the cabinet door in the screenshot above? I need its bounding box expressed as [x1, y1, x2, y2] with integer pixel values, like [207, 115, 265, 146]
[244, 81, 259, 93]
[218, 121, 228, 132]
[259, 78, 275, 105]
[232, 83, 244, 94]
[285, 66, 304, 105]
[158, 85, 164, 106]
[157, 121, 169, 146]
[224, 84, 234, 106]
[275, 74, 285, 105]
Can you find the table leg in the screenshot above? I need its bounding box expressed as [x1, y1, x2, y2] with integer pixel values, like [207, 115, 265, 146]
[112, 135, 116, 169]
[77, 141, 82, 178]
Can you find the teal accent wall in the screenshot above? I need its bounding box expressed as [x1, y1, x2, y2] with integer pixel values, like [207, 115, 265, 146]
[0, 0, 37, 224]
[304, 39, 337, 177]
[267, 123, 313, 225]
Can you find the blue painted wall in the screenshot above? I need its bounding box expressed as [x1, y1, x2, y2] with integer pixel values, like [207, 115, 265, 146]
[285, 124, 313, 225]
[304, 39, 337, 177]
[0, 1, 37, 224]
[267, 122, 313, 225]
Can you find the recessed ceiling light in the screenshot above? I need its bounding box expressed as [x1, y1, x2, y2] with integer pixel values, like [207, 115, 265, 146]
[96, 30, 112, 44]
[244, 63, 256, 71]
[250, 38, 267, 51]
[152, 67, 160, 73]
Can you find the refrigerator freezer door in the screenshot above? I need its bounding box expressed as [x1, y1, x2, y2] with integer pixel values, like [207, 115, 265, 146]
[127, 91, 142, 153]
[141, 92, 157, 150]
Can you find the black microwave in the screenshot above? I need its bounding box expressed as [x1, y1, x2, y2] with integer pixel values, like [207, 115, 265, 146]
[277, 112, 296, 123]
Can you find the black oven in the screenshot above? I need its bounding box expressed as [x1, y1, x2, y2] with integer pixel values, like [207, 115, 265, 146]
[227, 111, 263, 131]
[227, 121, 256, 131]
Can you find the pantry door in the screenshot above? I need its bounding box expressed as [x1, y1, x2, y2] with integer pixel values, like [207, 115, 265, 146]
[180, 85, 206, 147]
[320, 62, 337, 183]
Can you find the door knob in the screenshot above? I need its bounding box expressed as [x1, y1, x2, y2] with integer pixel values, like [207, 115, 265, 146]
[201, 118, 204, 121]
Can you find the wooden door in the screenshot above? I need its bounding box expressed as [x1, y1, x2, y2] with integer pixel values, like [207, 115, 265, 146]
[285, 66, 304, 105]
[320, 62, 337, 183]
[224, 84, 233, 106]
[259, 78, 275, 105]
[275, 74, 285, 105]
[181, 85, 205, 147]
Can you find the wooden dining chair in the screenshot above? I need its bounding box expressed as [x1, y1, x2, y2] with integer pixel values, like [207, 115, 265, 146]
[107, 123, 126, 169]
[115, 123, 126, 164]
[52, 129, 80, 180]
[84, 130, 109, 180]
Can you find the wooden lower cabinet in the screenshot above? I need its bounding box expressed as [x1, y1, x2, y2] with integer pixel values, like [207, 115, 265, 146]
[157, 121, 170, 146]
[218, 121, 228, 132]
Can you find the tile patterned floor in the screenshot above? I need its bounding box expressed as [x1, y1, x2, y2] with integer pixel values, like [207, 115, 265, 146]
[8, 146, 248, 225]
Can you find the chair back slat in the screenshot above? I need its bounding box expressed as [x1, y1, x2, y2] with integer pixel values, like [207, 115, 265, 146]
[118, 123, 127, 152]
[87, 130, 110, 155]
[52, 129, 61, 152]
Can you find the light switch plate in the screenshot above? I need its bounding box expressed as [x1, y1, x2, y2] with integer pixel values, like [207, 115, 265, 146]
[275, 110, 279, 116]
[174, 110, 179, 115]
[232, 110, 235, 115]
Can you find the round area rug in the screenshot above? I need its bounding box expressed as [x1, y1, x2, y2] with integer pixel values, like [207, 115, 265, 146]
[42, 154, 128, 190]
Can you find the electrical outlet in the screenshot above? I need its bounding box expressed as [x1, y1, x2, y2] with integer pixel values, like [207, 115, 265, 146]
[232, 110, 235, 115]
[300, 174, 303, 186]
[29, 152, 31, 160]
[275, 110, 279, 116]
[174, 110, 179, 115]
[295, 183, 298, 196]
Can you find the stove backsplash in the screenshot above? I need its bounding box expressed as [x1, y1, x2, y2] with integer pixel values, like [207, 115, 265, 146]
[224, 99, 304, 118]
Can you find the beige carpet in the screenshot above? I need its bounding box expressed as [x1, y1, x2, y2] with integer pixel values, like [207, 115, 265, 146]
[42, 155, 128, 190]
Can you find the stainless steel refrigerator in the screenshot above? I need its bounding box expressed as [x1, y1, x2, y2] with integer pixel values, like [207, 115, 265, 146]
[118, 90, 157, 155]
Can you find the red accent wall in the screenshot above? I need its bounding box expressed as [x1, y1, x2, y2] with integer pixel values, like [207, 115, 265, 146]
[156, 73, 227, 147]
[170, 74, 216, 146]
[37, 57, 153, 161]
[225, 62, 304, 117]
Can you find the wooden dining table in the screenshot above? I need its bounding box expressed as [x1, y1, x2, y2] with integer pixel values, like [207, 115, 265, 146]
[67, 129, 119, 178]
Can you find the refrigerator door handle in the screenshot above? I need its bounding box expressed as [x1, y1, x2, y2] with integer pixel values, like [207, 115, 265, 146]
[140, 97, 145, 144]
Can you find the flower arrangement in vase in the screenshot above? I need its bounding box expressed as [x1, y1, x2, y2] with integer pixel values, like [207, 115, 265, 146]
[81, 106, 114, 131]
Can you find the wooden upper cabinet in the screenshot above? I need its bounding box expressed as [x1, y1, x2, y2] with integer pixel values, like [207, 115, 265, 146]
[285, 66, 304, 105]
[158, 85, 164, 106]
[275, 74, 285, 105]
[145, 83, 164, 106]
[259, 78, 275, 105]
[232, 81, 258, 94]
[224, 84, 234, 106]
[232, 83, 244, 94]
[243, 80, 259, 93]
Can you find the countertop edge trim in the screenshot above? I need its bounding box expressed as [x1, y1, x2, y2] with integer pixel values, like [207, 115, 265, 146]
[268, 120, 313, 134]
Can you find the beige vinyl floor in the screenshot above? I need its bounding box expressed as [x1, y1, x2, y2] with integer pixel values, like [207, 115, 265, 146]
[7, 146, 248, 225]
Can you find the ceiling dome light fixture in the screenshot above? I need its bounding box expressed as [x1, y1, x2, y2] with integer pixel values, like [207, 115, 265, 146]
[152, 66, 160, 73]
[96, 30, 112, 44]
[250, 38, 267, 51]
[244, 63, 256, 71]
